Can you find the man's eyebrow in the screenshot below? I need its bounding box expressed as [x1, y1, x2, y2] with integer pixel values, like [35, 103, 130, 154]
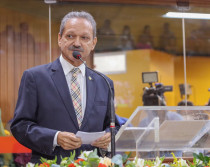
[65, 31, 91, 35]
[82, 33, 91, 36]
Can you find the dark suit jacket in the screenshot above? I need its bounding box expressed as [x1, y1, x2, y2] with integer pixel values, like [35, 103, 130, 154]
[11, 58, 120, 163]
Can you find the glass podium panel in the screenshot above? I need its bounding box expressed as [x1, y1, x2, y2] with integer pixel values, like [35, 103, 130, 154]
[114, 106, 210, 157]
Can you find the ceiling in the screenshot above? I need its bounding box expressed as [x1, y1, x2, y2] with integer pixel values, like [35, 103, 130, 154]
[0, 0, 209, 22]
[56, 0, 210, 7]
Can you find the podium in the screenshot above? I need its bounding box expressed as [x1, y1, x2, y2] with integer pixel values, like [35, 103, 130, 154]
[113, 106, 210, 158]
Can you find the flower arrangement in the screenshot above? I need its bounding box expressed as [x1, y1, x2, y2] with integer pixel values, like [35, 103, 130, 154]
[26, 149, 210, 167]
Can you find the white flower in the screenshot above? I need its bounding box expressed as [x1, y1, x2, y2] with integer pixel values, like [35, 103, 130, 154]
[133, 157, 144, 167]
[78, 150, 93, 160]
[26, 162, 35, 167]
[196, 158, 203, 165]
[99, 157, 104, 163]
[178, 159, 189, 167]
[154, 157, 162, 167]
[60, 159, 67, 165]
[99, 157, 113, 166]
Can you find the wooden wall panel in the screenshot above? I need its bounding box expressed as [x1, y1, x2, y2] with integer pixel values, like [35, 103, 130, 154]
[0, 16, 8, 124]
[7, 25, 15, 123]
[0, 8, 50, 124]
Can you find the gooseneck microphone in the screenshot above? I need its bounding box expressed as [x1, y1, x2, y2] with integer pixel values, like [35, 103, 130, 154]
[72, 51, 116, 157]
[73, 51, 82, 60]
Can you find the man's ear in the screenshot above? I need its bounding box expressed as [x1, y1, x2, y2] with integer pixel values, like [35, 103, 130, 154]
[58, 33, 62, 47]
[91, 37, 97, 50]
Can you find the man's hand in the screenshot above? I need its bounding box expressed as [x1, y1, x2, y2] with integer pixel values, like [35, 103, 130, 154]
[91, 132, 111, 149]
[57, 132, 82, 150]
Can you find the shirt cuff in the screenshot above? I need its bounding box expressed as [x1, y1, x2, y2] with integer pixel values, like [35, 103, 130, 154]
[53, 131, 60, 149]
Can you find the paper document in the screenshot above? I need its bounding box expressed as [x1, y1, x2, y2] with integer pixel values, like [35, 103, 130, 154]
[76, 131, 106, 144]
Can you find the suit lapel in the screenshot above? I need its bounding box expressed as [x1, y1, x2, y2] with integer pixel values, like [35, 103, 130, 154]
[49, 58, 79, 129]
[81, 68, 96, 129]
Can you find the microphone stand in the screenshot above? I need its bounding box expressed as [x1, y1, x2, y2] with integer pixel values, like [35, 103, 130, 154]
[77, 56, 116, 157]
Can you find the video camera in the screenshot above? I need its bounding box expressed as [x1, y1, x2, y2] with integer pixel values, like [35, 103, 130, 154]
[142, 72, 173, 106]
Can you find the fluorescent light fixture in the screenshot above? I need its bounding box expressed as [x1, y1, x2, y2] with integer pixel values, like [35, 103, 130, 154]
[44, 0, 57, 4]
[163, 12, 210, 19]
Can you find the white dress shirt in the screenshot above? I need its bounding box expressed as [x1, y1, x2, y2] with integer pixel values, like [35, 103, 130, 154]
[53, 55, 87, 148]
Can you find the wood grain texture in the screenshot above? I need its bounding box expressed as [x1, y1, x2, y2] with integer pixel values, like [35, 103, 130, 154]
[0, 10, 50, 124]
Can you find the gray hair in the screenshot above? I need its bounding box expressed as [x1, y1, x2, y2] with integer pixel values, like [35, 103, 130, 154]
[59, 11, 97, 38]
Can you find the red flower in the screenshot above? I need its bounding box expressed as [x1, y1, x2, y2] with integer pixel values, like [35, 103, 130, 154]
[75, 158, 85, 164]
[98, 163, 107, 167]
[68, 163, 76, 167]
[39, 162, 50, 167]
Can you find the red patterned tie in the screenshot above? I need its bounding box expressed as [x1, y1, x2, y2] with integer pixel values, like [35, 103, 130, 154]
[71, 68, 82, 127]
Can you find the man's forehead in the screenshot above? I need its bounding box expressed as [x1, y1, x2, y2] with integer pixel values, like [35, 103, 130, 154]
[66, 18, 92, 28]
[62, 18, 93, 37]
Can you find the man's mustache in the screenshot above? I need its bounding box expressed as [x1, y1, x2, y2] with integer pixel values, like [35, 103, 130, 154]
[68, 46, 84, 52]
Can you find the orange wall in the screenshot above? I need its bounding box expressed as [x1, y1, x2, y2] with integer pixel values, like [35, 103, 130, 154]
[175, 56, 210, 106]
[107, 50, 150, 118]
[108, 49, 175, 118]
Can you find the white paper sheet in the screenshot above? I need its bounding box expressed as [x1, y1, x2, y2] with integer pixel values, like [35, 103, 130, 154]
[76, 131, 106, 144]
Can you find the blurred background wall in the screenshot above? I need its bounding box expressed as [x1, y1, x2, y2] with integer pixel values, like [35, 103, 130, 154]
[0, 0, 210, 122]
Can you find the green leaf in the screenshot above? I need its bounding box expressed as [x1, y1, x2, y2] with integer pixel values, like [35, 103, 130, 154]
[40, 156, 57, 165]
[122, 152, 131, 163]
[145, 159, 155, 166]
[125, 160, 136, 167]
[70, 150, 76, 160]
[193, 153, 199, 159]
[40, 157, 48, 163]
[112, 154, 123, 167]
[87, 149, 100, 167]
[80, 161, 91, 167]
[193, 152, 210, 166]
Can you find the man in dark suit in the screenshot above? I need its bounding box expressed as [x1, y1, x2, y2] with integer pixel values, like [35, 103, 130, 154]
[11, 11, 120, 163]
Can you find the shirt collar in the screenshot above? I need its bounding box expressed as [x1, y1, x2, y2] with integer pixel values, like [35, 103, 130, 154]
[59, 55, 85, 77]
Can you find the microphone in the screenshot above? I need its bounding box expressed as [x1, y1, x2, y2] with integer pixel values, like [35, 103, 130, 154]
[72, 51, 116, 157]
[73, 51, 82, 60]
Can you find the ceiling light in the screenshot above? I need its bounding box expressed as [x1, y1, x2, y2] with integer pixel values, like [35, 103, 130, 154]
[44, 0, 57, 4]
[163, 12, 210, 20]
